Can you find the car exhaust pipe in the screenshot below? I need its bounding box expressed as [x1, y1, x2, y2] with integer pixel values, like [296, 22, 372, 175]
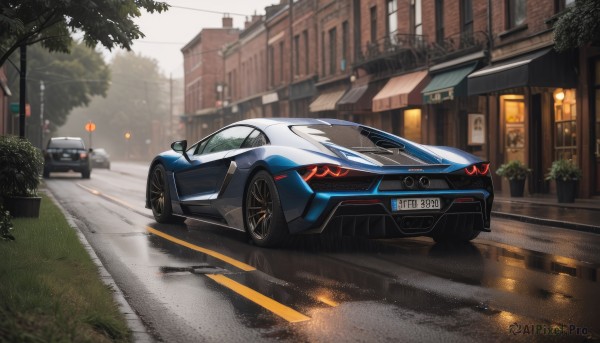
[403, 176, 416, 189]
[419, 176, 430, 189]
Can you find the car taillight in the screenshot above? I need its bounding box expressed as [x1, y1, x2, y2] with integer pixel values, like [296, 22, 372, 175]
[464, 163, 490, 176]
[301, 165, 349, 182]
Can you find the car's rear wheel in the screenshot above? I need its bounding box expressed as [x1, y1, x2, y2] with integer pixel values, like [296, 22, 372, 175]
[149, 164, 184, 224]
[245, 170, 288, 247]
[43, 168, 50, 178]
[81, 168, 91, 179]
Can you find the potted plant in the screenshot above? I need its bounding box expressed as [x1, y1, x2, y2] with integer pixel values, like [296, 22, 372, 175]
[545, 159, 582, 203]
[0, 135, 44, 217]
[495, 160, 531, 197]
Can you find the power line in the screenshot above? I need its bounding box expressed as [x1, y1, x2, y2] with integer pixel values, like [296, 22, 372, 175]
[135, 40, 187, 45]
[169, 5, 252, 17]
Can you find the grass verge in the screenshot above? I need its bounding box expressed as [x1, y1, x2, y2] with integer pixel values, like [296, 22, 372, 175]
[0, 192, 131, 343]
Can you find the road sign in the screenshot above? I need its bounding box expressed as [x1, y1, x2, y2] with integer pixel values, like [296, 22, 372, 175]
[9, 103, 31, 116]
[85, 121, 96, 132]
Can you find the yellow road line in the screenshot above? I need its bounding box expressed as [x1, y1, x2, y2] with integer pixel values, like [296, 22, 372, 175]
[316, 296, 339, 307]
[77, 183, 136, 209]
[206, 274, 311, 323]
[146, 226, 255, 272]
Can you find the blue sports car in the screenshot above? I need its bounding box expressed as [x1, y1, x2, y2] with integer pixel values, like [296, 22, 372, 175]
[146, 118, 493, 247]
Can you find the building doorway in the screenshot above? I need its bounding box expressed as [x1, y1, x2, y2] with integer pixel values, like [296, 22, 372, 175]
[594, 59, 600, 194]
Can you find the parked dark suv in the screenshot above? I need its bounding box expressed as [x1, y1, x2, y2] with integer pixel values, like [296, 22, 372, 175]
[43, 137, 92, 179]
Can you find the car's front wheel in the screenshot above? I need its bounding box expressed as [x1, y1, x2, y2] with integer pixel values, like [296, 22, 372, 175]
[244, 170, 288, 248]
[149, 164, 184, 224]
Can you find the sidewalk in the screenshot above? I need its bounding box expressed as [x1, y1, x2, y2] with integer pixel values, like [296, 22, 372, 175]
[492, 192, 600, 234]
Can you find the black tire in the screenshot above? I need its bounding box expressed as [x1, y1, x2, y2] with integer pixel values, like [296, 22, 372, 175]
[149, 164, 185, 224]
[81, 169, 91, 179]
[244, 170, 288, 247]
[43, 169, 50, 178]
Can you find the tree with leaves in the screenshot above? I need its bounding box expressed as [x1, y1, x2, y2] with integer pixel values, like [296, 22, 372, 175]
[6, 42, 110, 147]
[0, 0, 168, 67]
[554, 0, 600, 51]
[58, 52, 172, 159]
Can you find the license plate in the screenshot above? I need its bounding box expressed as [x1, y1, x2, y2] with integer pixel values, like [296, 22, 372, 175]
[391, 198, 441, 211]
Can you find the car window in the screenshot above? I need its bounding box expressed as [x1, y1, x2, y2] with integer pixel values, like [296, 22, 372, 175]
[291, 125, 404, 150]
[191, 140, 208, 155]
[201, 126, 254, 154]
[48, 139, 85, 149]
[241, 130, 268, 148]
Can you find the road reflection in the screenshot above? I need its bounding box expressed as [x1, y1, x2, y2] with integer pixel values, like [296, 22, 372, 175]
[146, 221, 600, 338]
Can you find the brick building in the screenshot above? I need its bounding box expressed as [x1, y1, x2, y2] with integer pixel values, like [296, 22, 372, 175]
[466, 0, 598, 198]
[181, 0, 600, 200]
[181, 16, 240, 140]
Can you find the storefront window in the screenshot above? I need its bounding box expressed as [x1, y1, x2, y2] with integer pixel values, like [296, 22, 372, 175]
[501, 95, 525, 163]
[404, 109, 422, 142]
[553, 88, 577, 160]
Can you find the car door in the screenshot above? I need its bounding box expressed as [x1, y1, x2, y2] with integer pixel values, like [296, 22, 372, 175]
[174, 126, 254, 214]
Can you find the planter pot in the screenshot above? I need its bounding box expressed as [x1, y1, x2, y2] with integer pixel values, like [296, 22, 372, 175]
[556, 180, 576, 203]
[509, 179, 526, 197]
[5, 196, 41, 218]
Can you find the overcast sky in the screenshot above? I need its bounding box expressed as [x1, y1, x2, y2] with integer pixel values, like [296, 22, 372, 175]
[106, 0, 279, 78]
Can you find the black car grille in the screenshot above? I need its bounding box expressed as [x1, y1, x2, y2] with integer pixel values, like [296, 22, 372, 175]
[308, 177, 376, 192]
[447, 175, 490, 190]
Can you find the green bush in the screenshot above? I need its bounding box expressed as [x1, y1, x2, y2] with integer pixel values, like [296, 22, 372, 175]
[495, 160, 531, 181]
[545, 159, 582, 181]
[0, 135, 43, 198]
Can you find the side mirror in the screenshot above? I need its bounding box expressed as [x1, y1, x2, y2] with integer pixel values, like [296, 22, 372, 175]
[171, 140, 187, 152]
[171, 140, 191, 163]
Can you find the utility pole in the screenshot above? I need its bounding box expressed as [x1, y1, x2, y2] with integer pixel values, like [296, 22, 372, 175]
[169, 73, 173, 143]
[40, 80, 44, 148]
[289, 0, 294, 117]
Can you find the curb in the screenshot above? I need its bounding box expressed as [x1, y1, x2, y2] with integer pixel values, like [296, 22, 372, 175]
[44, 190, 155, 343]
[491, 210, 600, 235]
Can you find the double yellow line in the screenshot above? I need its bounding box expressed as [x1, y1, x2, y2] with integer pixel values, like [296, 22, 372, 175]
[146, 227, 311, 323]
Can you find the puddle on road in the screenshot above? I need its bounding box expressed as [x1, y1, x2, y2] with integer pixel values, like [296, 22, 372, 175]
[160, 264, 230, 275]
[144, 225, 600, 339]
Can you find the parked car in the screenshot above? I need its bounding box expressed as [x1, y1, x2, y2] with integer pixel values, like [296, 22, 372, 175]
[145, 118, 494, 247]
[43, 137, 91, 179]
[91, 148, 111, 169]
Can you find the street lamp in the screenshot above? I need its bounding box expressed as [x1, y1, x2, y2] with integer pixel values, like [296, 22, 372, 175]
[124, 131, 131, 159]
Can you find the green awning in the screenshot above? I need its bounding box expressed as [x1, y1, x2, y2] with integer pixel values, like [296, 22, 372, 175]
[422, 63, 477, 104]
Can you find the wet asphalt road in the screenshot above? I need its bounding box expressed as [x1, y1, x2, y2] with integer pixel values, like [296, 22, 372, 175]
[44, 162, 600, 342]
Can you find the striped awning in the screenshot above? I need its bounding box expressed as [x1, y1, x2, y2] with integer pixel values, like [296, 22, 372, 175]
[309, 90, 346, 112]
